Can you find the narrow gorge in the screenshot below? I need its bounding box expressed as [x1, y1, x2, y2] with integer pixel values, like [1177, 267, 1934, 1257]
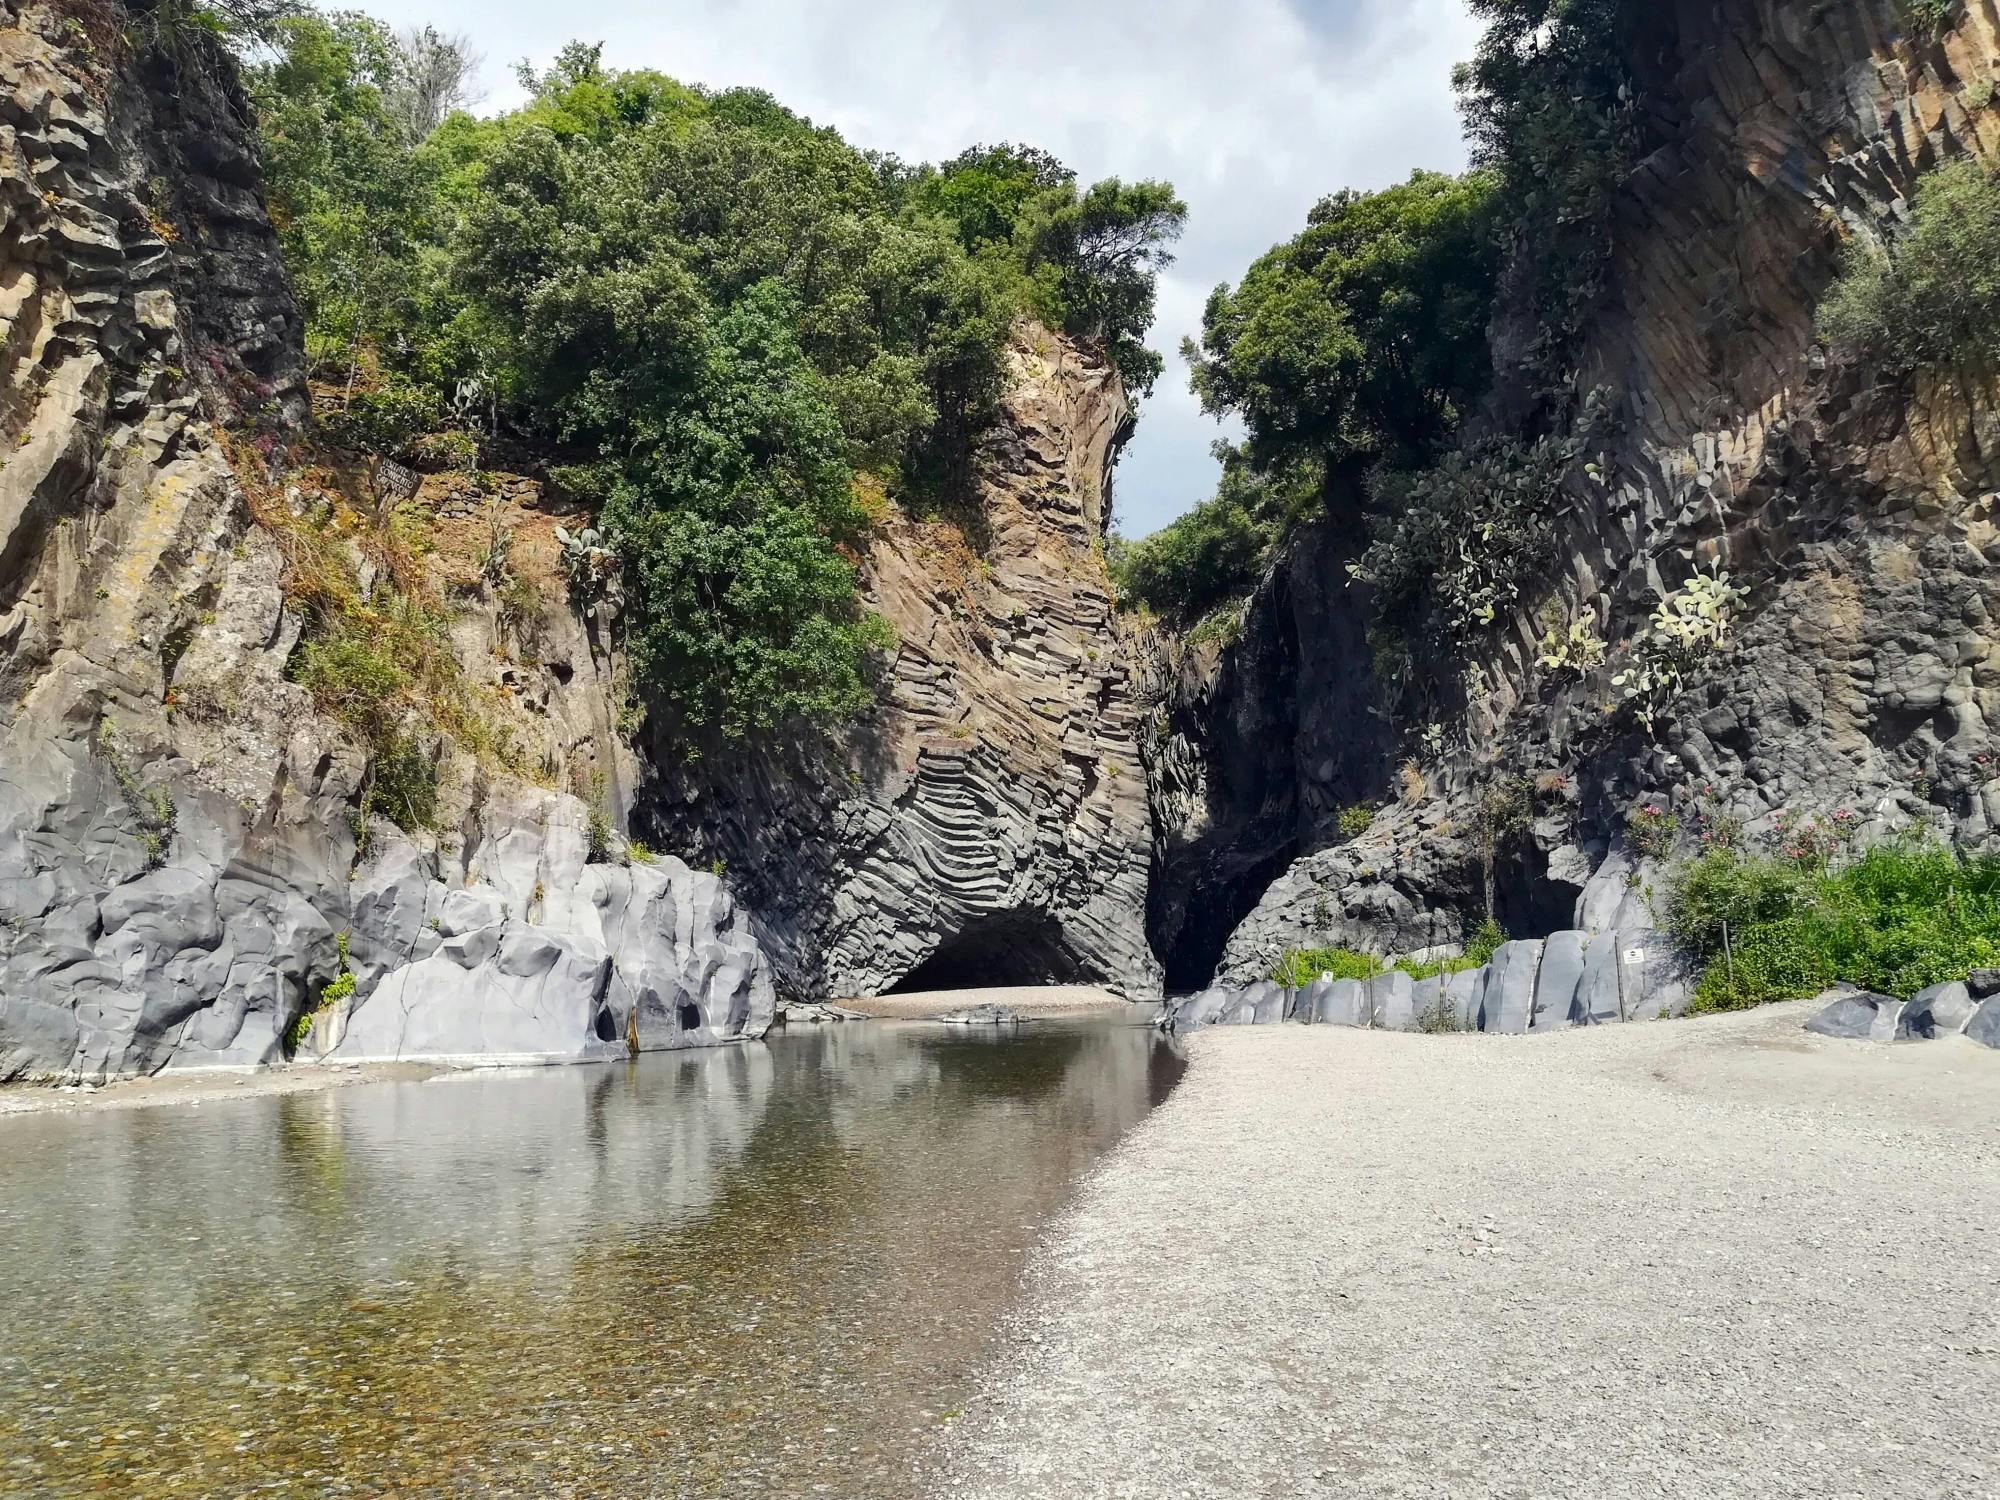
[9, 0, 2000, 1080]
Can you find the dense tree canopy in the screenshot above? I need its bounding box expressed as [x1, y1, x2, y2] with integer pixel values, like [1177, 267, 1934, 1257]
[1130, 1, 1653, 660]
[1187, 169, 1502, 473]
[244, 13, 1182, 745]
[1125, 170, 1502, 629]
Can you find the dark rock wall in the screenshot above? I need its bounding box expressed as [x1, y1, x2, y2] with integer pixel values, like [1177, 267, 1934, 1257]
[1178, 0, 2000, 985]
[1139, 518, 1390, 989]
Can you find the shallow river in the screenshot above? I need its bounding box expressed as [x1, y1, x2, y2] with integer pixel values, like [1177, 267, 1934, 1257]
[0, 1018, 1183, 1497]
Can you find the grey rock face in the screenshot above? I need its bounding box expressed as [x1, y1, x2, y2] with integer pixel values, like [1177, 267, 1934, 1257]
[1806, 992, 1904, 1043]
[1531, 931, 1589, 1032]
[1968, 998, 2000, 1050]
[1896, 982, 1977, 1040]
[1240, 980, 1286, 1027]
[1578, 933, 1626, 1025]
[1314, 979, 1369, 1027]
[1153, 2, 2000, 1004]
[1477, 942, 1544, 1036]
[653, 330, 1159, 1005]
[1967, 970, 2000, 1001]
[0, 20, 775, 1080]
[0, 716, 773, 1079]
[1166, 987, 1231, 1030]
[1366, 971, 1416, 1031]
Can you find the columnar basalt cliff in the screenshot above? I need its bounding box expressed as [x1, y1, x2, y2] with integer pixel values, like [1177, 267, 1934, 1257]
[652, 329, 1163, 1004]
[1161, 0, 2000, 990]
[0, 4, 773, 1079]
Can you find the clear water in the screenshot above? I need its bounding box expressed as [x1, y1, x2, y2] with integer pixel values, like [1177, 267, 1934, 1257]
[0, 1018, 1183, 1498]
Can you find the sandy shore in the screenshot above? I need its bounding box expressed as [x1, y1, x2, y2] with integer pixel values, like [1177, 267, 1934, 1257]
[836, 984, 1146, 1020]
[0, 1060, 447, 1118]
[926, 1001, 2000, 1499]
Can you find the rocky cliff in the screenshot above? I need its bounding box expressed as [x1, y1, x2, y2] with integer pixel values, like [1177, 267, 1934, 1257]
[650, 328, 1162, 1003]
[1166, 0, 2000, 988]
[0, 4, 773, 1080]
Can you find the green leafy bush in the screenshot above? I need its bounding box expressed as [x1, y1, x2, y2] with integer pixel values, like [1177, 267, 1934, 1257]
[292, 631, 407, 745]
[1351, 436, 1573, 660]
[1625, 802, 1678, 859]
[1338, 804, 1377, 839]
[286, 931, 355, 1057]
[1667, 840, 2000, 1012]
[1819, 158, 2000, 375]
[1903, 1, 1960, 39]
[1612, 569, 1749, 733]
[1398, 952, 1481, 983]
[1462, 917, 1507, 967]
[370, 736, 438, 833]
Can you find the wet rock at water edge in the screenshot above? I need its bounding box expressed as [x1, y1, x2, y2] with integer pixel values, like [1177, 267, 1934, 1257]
[776, 1001, 873, 1025]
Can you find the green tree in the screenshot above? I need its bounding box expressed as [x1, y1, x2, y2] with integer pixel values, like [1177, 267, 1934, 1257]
[1454, 0, 1654, 402]
[895, 148, 1185, 394]
[600, 286, 893, 738]
[1819, 158, 2000, 375]
[1112, 446, 1320, 625]
[1021, 177, 1187, 394]
[245, 10, 446, 380]
[247, 29, 1180, 746]
[1187, 170, 1502, 475]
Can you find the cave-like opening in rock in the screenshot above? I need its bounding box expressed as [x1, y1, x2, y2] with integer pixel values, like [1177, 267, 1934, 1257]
[676, 1000, 702, 1032]
[888, 909, 1083, 992]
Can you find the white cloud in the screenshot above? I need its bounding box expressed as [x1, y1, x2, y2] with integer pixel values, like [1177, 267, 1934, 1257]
[366, 0, 1484, 534]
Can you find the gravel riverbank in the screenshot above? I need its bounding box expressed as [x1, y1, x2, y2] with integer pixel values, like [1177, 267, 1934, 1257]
[836, 985, 1141, 1020]
[926, 1001, 2000, 1499]
[0, 1061, 448, 1118]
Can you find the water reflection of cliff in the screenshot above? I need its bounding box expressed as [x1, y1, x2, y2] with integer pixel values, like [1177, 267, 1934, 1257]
[0, 1020, 1182, 1498]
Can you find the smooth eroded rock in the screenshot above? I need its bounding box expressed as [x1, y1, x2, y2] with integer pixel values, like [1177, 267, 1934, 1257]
[1896, 981, 1976, 1040]
[1805, 990, 1903, 1043]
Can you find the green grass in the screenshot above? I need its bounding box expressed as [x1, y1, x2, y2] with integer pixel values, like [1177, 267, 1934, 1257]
[1273, 948, 1382, 987]
[1396, 952, 1482, 982]
[1271, 919, 1504, 988]
[1666, 839, 2000, 1012]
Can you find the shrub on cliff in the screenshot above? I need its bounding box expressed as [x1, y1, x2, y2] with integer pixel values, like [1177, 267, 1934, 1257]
[1819, 158, 2000, 376]
[246, 25, 1181, 748]
[1456, 0, 1654, 405]
[1351, 435, 1573, 661]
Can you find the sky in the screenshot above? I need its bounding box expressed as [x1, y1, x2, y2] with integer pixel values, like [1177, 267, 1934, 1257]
[366, 0, 1485, 538]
